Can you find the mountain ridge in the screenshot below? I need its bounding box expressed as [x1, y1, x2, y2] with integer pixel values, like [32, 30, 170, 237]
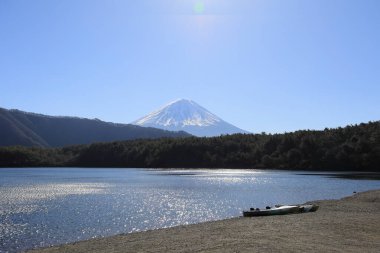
[0, 107, 191, 147]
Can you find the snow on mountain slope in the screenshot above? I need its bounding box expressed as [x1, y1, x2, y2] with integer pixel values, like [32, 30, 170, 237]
[132, 99, 249, 137]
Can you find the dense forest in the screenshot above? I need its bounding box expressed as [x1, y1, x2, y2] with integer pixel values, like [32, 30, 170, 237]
[0, 121, 379, 171]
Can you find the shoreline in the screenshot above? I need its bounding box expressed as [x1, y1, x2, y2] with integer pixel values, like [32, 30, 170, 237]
[29, 189, 380, 253]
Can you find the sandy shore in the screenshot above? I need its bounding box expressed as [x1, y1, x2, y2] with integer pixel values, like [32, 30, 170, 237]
[29, 190, 380, 253]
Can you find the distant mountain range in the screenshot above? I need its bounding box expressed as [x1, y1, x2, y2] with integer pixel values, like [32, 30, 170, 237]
[132, 99, 249, 137]
[0, 108, 190, 147]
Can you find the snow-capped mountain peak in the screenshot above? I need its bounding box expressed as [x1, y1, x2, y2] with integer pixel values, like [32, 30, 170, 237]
[132, 99, 249, 137]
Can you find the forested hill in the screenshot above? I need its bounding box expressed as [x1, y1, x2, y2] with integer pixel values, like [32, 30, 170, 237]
[0, 107, 190, 147]
[0, 121, 379, 171]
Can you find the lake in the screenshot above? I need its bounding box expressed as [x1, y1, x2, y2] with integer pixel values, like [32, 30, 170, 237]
[1, 168, 379, 252]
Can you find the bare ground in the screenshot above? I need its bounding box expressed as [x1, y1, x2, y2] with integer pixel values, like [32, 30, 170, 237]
[28, 190, 380, 253]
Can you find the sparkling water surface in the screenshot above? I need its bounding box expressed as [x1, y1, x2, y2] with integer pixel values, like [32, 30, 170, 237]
[0, 168, 379, 252]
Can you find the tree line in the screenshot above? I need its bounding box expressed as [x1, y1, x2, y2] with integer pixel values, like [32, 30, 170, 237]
[1, 121, 379, 171]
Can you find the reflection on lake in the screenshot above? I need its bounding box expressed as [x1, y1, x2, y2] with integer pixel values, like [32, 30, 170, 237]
[0, 168, 379, 252]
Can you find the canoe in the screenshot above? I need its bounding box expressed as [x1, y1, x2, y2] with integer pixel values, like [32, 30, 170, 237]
[242, 205, 299, 217]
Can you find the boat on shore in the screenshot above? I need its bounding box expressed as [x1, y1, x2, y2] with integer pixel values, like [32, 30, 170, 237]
[243, 204, 319, 217]
[298, 204, 319, 212]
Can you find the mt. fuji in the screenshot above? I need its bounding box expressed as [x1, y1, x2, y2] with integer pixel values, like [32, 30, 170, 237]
[132, 99, 249, 137]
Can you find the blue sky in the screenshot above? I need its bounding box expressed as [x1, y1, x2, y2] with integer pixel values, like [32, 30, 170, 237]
[1, 0, 379, 133]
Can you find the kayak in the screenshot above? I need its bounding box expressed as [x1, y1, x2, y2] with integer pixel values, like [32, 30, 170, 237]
[242, 205, 299, 217]
[277, 204, 319, 213]
[298, 204, 319, 212]
[242, 204, 319, 217]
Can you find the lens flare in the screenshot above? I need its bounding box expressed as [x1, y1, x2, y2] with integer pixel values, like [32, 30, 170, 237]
[194, 1, 205, 14]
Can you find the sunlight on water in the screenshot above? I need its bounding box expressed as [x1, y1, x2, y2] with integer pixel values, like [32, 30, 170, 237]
[0, 168, 379, 252]
[0, 183, 109, 214]
[156, 169, 264, 184]
[1, 183, 107, 201]
[0, 182, 109, 252]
